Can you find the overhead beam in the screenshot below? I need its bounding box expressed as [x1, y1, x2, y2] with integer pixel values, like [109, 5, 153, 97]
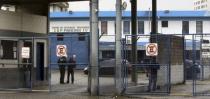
[0, 0, 89, 5]
[49, 0, 89, 3]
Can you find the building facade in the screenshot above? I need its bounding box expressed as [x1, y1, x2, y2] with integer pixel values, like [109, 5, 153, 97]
[50, 10, 210, 67]
[194, 0, 210, 11]
[50, 2, 69, 12]
[50, 11, 210, 37]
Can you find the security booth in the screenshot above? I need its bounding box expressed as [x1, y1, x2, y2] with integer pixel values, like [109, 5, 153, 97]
[0, 0, 49, 90]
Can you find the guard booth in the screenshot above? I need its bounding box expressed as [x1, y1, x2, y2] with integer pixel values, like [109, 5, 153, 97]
[0, 37, 48, 90]
[0, 0, 49, 90]
[123, 34, 184, 95]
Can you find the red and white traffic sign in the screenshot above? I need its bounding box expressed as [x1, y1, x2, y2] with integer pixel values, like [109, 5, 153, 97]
[56, 45, 67, 57]
[146, 43, 158, 56]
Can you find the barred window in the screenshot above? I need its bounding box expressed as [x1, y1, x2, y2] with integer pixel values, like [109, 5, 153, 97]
[101, 21, 108, 35]
[0, 40, 17, 59]
[78, 33, 85, 41]
[161, 21, 168, 28]
[196, 21, 203, 34]
[123, 21, 130, 34]
[182, 21, 189, 34]
[138, 21, 144, 34]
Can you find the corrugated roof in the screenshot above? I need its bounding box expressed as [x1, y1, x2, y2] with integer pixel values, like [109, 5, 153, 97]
[50, 11, 209, 18]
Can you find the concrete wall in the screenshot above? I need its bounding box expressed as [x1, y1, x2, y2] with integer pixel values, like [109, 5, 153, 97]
[0, 10, 47, 34]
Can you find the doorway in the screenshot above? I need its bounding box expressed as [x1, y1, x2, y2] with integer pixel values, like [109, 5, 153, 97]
[36, 42, 45, 81]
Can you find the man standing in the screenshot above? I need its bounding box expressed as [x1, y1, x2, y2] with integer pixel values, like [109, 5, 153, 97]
[147, 59, 159, 92]
[58, 56, 67, 84]
[67, 55, 76, 84]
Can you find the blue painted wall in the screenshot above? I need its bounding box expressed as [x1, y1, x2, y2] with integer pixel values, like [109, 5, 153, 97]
[49, 33, 89, 69]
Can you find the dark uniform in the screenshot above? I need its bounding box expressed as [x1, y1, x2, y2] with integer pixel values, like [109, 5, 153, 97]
[58, 56, 67, 84]
[148, 61, 160, 92]
[67, 57, 76, 84]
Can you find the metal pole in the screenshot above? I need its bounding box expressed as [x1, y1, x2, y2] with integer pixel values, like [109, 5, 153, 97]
[115, 0, 122, 95]
[151, 0, 157, 35]
[131, 0, 137, 84]
[90, 0, 99, 95]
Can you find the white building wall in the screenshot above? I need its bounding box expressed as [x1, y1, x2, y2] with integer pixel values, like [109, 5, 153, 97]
[189, 21, 196, 34]
[100, 21, 116, 42]
[50, 6, 53, 12]
[203, 21, 210, 33]
[53, 6, 61, 12]
[0, 10, 47, 34]
[160, 21, 183, 34]
[144, 21, 151, 34]
[50, 21, 90, 33]
[108, 21, 115, 35]
[50, 19, 210, 36]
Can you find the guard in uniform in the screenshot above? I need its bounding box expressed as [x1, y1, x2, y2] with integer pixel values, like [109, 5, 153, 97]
[58, 56, 67, 84]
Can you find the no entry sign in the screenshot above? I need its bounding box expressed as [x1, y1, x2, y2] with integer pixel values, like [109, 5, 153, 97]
[146, 43, 158, 56]
[56, 45, 67, 57]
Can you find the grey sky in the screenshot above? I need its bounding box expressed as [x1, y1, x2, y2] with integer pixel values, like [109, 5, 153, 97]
[69, 0, 194, 11]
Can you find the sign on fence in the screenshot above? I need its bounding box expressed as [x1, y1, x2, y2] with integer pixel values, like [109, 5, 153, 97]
[146, 43, 158, 56]
[56, 45, 67, 57]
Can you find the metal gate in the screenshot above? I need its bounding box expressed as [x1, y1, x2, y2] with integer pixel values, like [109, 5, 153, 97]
[122, 34, 171, 95]
[121, 34, 210, 96]
[191, 34, 210, 96]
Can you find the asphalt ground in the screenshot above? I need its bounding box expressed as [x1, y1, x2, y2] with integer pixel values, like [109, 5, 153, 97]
[1, 70, 210, 98]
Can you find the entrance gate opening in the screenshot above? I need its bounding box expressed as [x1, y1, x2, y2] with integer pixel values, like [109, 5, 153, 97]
[49, 33, 89, 95]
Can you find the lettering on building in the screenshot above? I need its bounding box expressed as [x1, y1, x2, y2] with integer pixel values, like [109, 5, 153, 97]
[51, 26, 90, 32]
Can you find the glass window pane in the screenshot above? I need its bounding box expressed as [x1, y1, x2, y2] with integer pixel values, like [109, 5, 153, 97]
[1, 40, 17, 59]
[161, 21, 168, 28]
[101, 21, 108, 35]
[123, 21, 130, 34]
[138, 21, 144, 34]
[182, 21, 189, 34]
[196, 21, 203, 34]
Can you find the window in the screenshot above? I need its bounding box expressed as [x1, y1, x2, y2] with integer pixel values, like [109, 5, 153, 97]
[57, 34, 64, 41]
[0, 4, 16, 12]
[138, 21, 144, 34]
[78, 33, 85, 41]
[102, 51, 115, 58]
[182, 21, 189, 34]
[161, 21, 168, 28]
[123, 21, 130, 34]
[0, 40, 17, 59]
[196, 21, 203, 34]
[101, 21, 108, 35]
